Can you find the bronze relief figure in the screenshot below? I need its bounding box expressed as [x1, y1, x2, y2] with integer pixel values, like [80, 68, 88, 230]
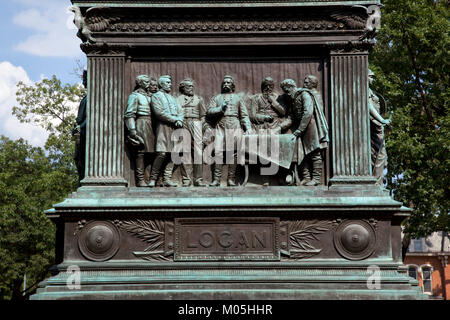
[281, 77, 329, 186]
[124, 75, 158, 187]
[368, 69, 390, 185]
[249, 76, 292, 133]
[72, 70, 88, 185]
[207, 75, 253, 187]
[149, 75, 184, 187]
[176, 78, 208, 187]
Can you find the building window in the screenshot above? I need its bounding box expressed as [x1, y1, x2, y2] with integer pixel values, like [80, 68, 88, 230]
[407, 265, 418, 279]
[413, 239, 423, 252]
[421, 266, 433, 294]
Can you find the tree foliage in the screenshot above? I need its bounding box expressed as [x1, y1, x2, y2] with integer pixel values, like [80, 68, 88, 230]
[0, 76, 84, 299]
[13, 75, 85, 171]
[371, 0, 449, 237]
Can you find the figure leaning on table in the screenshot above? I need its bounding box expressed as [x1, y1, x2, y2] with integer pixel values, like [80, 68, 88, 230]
[249, 76, 291, 133]
[280, 77, 329, 186]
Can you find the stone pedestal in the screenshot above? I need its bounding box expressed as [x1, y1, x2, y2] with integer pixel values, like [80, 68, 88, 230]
[32, 0, 426, 300]
[33, 186, 424, 299]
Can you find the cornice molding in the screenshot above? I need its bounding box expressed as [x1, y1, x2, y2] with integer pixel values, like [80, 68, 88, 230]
[71, 1, 382, 8]
[71, 6, 373, 46]
[327, 41, 374, 54]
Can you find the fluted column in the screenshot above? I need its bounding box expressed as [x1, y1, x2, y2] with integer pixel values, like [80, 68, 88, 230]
[328, 44, 376, 185]
[81, 52, 128, 187]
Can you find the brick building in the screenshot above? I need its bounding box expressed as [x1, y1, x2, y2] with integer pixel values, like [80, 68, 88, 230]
[404, 232, 449, 300]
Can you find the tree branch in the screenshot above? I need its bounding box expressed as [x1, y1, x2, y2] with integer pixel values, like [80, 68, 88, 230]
[402, 28, 436, 129]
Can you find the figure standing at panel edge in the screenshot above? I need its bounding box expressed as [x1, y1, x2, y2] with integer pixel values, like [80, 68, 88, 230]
[176, 78, 208, 187]
[124, 75, 158, 187]
[207, 75, 252, 187]
[368, 69, 390, 185]
[280, 77, 329, 186]
[149, 75, 184, 187]
[72, 70, 88, 186]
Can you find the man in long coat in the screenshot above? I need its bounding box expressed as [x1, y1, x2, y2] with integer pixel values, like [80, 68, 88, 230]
[176, 78, 208, 187]
[124, 75, 158, 187]
[149, 75, 184, 187]
[207, 75, 252, 187]
[280, 77, 329, 186]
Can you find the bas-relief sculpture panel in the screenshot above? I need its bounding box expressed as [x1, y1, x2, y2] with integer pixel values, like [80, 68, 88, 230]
[124, 59, 328, 187]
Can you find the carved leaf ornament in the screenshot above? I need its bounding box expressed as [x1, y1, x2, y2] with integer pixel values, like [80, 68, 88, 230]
[289, 220, 332, 259]
[119, 220, 170, 261]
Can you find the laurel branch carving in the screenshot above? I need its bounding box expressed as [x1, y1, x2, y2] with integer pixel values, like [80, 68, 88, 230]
[286, 220, 332, 259]
[118, 219, 172, 261]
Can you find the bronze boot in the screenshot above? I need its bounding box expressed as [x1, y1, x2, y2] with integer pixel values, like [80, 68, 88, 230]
[162, 161, 178, 187]
[135, 153, 148, 187]
[299, 163, 311, 186]
[305, 154, 322, 186]
[193, 164, 206, 187]
[227, 164, 237, 187]
[148, 153, 165, 188]
[180, 163, 192, 187]
[209, 164, 222, 187]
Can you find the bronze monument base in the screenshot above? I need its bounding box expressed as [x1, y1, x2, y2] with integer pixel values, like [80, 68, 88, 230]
[32, 186, 426, 300]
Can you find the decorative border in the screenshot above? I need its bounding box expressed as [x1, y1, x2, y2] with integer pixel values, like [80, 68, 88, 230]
[105, 218, 377, 262]
[72, 1, 381, 7]
[71, 5, 375, 47]
[105, 14, 363, 34]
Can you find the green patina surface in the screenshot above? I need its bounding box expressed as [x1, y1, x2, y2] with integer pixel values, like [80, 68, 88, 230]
[71, 0, 382, 8]
[32, 290, 426, 301]
[30, 0, 427, 301]
[51, 196, 402, 210]
[46, 186, 405, 213]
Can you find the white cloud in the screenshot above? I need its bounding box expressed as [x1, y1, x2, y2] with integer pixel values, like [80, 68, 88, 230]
[12, 0, 82, 57]
[0, 61, 48, 147]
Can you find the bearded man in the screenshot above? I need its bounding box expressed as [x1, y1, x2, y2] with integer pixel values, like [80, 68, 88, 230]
[249, 76, 291, 133]
[207, 75, 252, 187]
[280, 77, 329, 186]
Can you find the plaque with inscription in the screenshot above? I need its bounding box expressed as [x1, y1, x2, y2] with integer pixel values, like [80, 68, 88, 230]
[174, 218, 280, 261]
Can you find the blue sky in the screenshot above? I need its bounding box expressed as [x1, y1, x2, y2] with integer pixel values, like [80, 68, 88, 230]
[0, 0, 86, 146]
